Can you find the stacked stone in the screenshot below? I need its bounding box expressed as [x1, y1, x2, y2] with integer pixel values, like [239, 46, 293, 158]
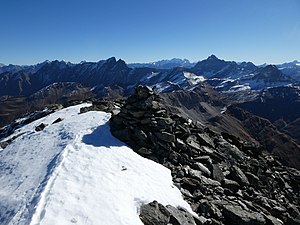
[110, 86, 300, 225]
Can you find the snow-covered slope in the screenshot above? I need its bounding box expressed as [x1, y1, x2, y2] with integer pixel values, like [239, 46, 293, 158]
[0, 104, 193, 225]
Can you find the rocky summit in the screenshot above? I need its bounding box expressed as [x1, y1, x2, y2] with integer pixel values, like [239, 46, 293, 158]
[110, 86, 300, 225]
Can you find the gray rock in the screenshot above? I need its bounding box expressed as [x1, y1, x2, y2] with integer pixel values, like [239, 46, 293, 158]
[287, 204, 300, 219]
[137, 147, 153, 156]
[194, 216, 209, 225]
[212, 164, 224, 183]
[0, 141, 9, 149]
[182, 178, 201, 192]
[245, 172, 260, 185]
[155, 132, 175, 143]
[201, 146, 214, 154]
[200, 175, 221, 187]
[139, 201, 170, 225]
[286, 215, 300, 225]
[176, 138, 188, 151]
[141, 118, 152, 125]
[52, 117, 63, 124]
[129, 110, 145, 118]
[264, 215, 283, 225]
[230, 165, 250, 186]
[134, 129, 148, 141]
[35, 123, 47, 131]
[222, 179, 240, 193]
[223, 204, 266, 225]
[197, 133, 214, 147]
[194, 156, 212, 165]
[110, 115, 124, 126]
[157, 117, 174, 127]
[166, 205, 197, 225]
[135, 85, 154, 99]
[188, 168, 203, 180]
[186, 135, 201, 150]
[218, 140, 244, 161]
[192, 162, 211, 177]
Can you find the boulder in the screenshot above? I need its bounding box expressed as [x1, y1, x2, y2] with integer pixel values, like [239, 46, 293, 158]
[52, 117, 63, 124]
[186, 135, 201, 151]
[166, 205, 197, 225]
[137, 147, 153, 156]
[222, 179, 240, 193]
[182, 178, 201, 192]
[223, 204, 266, 225]
[155, 132, 175, 143]
[191, 162, 211, 177]
[212, 164, 224, 183]
[230, 165, 250, 186]
[0, 141, 9, 149]
[35, 123, 47, 132]
[139, 201, 170, 225]
[197, 133, 214, 147]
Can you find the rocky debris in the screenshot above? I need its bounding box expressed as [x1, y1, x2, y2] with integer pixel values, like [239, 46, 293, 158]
[0, 107, 57, 140]
[222, 204, 266, 225]
[110, 86, 300, 225]
[35, 123, 47, 132]
[229, 165, 250, 186]
[80, 100, 123, 115]
[139, 201, 200, 225]
[52, 117, 63, 124]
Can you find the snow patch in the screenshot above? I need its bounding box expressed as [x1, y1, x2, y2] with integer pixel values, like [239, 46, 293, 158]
[183, 72, 205, 85]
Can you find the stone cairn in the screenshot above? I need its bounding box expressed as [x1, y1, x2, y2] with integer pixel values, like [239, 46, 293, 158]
[110, 86, 300, 225]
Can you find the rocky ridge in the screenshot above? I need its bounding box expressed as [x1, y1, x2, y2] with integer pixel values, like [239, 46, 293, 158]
[110, 86, 300, 225]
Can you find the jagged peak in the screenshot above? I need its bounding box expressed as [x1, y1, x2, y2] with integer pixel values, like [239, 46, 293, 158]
[106, 57, 117, 64]
[263, 64, 279, 71]
[207, 54, 219, 60]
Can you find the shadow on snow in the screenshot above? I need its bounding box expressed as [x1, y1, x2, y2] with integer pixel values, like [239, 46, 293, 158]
[82, 123, 125, 147]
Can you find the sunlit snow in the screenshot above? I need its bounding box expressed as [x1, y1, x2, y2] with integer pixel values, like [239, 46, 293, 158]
[0, 104, 193, 225]
[183, 72, 205, 85]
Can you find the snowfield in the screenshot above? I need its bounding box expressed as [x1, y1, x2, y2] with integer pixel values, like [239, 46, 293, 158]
[0, 104, 193, 225]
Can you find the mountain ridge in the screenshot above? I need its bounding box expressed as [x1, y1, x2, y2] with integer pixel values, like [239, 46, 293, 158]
[1, 56, 299, 98]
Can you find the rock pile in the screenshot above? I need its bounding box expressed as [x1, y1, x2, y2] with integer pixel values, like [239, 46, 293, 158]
[80, 99, 122, 115]
[110, 86, 300, 225]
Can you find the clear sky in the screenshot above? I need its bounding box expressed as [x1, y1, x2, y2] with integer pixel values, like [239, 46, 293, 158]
[0, 0, 299, 65]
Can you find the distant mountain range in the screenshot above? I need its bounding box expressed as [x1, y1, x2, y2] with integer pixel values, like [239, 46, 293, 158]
[1, 55, 300, 98]
[128, 58, 196, 69]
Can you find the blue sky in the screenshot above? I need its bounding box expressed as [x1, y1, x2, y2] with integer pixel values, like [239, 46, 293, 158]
[0, 0, 299, 65]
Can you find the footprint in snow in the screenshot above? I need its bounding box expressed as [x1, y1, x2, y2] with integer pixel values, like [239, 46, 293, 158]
[70, 218, 77, 223]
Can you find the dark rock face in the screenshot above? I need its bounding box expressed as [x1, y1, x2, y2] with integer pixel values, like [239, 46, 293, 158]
[139, 201, 170, 225]
[139, 201, 199, 225]
[110, 86, 300, 225]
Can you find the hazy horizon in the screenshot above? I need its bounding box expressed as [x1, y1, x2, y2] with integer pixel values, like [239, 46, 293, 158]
[1, 55, 300, 67]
